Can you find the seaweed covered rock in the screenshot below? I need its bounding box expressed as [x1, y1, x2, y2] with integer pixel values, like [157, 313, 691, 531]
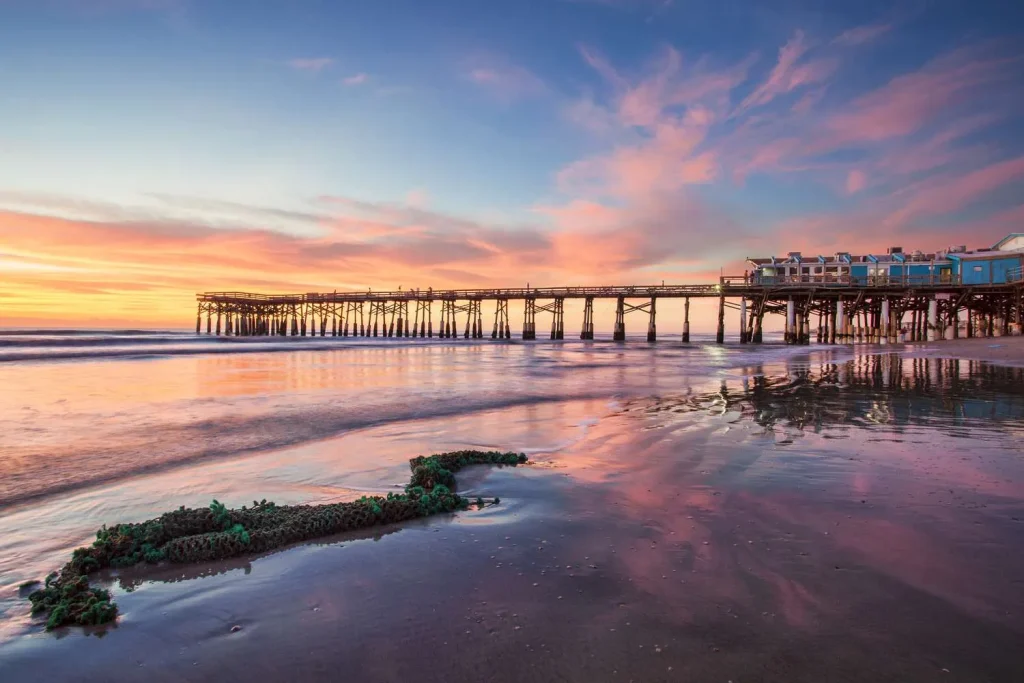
[28, 450, 527, 630]
[408, 450, 527, 491]
[27, 572, 117, 630]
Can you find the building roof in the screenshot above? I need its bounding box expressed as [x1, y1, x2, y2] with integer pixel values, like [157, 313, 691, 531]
[992, 233, 1024, 250]
[947, 250, 1024, 261]
[747, 252, 945, 267]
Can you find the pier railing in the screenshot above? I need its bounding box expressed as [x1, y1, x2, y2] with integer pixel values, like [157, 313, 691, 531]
[724, 274, 963, 288]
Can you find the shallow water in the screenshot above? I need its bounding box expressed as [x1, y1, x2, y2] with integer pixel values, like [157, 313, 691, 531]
[2, 335, 1023, 682]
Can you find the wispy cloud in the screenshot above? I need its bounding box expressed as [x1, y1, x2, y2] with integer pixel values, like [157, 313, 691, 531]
[287, 57, 335, 73]
[833, 23, 892, 46]
[463, 55, 547, 102]
[823, 47, 1017, 145]
[737, 31, 836, 113]
[343, 72, 369, 86]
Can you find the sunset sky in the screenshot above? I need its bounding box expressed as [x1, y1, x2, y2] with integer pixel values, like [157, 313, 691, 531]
[1, 0, 1023, 327]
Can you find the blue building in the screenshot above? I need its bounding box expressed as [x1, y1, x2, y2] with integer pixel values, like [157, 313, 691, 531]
[946, 234, 1024, 285]
[747, 234, 1023, 286]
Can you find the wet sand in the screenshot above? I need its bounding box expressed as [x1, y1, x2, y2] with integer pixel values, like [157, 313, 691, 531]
[902, 333, 1024, 366]
[3, 348, 1024, 682]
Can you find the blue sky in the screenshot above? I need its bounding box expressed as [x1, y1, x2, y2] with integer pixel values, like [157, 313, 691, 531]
[1, 0, 1023, 323]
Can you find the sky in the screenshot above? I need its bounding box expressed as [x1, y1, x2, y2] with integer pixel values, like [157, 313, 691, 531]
[1, 0, 1023, 327]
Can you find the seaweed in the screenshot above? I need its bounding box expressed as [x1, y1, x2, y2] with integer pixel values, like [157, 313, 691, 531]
[28, 450, 526, 630]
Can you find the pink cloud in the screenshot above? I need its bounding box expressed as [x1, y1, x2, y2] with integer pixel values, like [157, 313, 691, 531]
[832, 23, 892, 46]
[578, 44, 752, 130]
[731, 137, 803, 180]
[846, 169, 867, 194]
[884, 156, 1024, 226]
[343, 72, 368, 86]
[577, 44, 628, 89]
[464, 58, 546, 102]
[874, 114, 997, 176]
[824, 48, 1018, 145]
[738, 31, 835, 112]
[791, 87, 826, 114]
[537, 191, 743, 273]
[560, 45, 755, 202]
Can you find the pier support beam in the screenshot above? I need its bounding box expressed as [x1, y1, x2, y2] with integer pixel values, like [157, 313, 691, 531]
[614, 297, 625, 341]
[682, 298, 690, 343]
[549, 298, 564, 340]
[493, 299, 509, 340]
[739, 298, 748, 343]
[523, 298, 536, 340]
[786, 296, 794, 344]
[880, 299, 890, 345]
[647, 297, 657, 342]
[716, 294, 725, 344]
[836, 299, 846, 344]
[927, 298, 938, 341]
[581, 297, 594, 340]
[753, 305, 764, 344]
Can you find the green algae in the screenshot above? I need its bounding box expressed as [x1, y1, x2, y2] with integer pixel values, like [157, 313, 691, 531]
[27, 450, 527, 631]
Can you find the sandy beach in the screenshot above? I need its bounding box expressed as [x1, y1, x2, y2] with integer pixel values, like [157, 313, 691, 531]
[2, 337, 1024, 682]
[901, 334, 1024, 365]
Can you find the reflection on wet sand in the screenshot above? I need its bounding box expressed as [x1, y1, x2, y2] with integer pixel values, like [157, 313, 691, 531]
[3, 354, 1024, 682]
[626, 355, 1024, 438]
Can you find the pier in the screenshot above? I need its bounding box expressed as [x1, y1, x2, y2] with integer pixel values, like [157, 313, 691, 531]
[196, 275, 1024, 344]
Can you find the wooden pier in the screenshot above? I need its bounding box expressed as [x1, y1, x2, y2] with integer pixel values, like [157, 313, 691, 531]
[196, 276, 1024, 344]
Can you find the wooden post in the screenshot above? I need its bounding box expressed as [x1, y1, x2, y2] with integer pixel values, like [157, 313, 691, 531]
[682, 298, 690, 343]
[927, 298, 938, 341]
[614, 297, 625, 341]
[739, 298, 747, 344]
[556, 298, 564, 340]
[581, 297, 594, 340]
[836, 299, 845, 343]
[647, 297, 657, 342]
[828, 301, 837, 344]
[716, 293, 725, 344]
[523, 298, 536, 340]
[880, 299, 889, 345]
[785, 297, 795, 344]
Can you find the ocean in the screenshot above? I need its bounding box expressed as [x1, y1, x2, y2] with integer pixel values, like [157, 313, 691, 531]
[2, 331, 1023, 681]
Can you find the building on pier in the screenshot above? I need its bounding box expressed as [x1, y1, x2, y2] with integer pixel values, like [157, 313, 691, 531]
[747, 233, 1024, 286]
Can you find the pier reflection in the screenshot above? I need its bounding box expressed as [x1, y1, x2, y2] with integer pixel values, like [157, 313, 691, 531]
[627, 355, 1024, 437]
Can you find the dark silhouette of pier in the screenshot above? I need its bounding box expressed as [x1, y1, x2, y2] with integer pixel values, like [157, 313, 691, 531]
[196, 276, 1023, 344]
